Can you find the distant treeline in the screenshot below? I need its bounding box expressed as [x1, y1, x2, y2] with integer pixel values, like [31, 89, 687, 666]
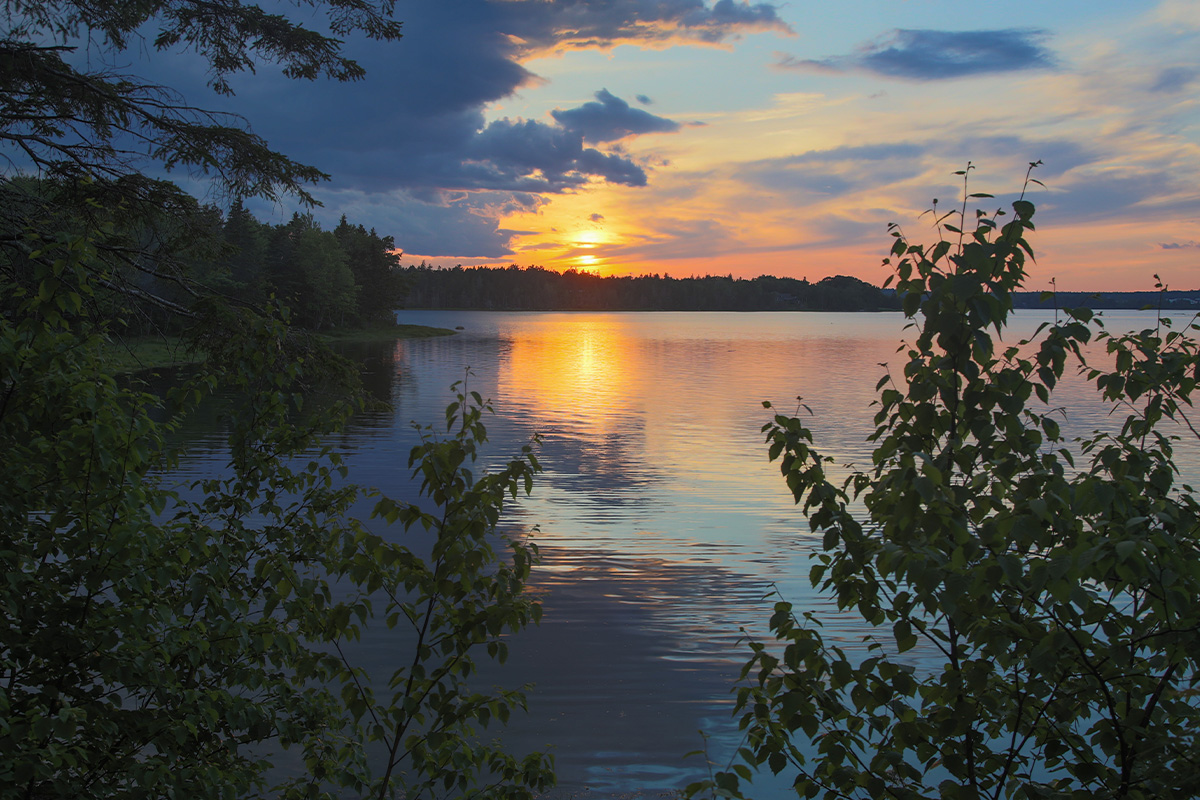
[400, 265, 899, 312]
[400, 264, 1200, 313]
[1012, 290, 1200, 311]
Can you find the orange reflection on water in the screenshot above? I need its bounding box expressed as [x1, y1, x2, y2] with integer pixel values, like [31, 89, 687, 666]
[497, 315, 641, 437]
[492, 314, 874, 539]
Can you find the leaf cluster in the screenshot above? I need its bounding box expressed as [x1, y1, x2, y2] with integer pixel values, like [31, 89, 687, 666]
[690, 165, 1200, 800]
[0, 230, 553, 799]
[342, 380, 555, 800]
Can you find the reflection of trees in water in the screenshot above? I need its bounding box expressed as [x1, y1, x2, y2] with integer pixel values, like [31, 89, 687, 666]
[328, 339, 401, 407]
[331, 336, 466, 435]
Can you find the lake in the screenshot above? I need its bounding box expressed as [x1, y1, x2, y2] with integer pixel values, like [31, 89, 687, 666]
[175, 309, 1200, 799]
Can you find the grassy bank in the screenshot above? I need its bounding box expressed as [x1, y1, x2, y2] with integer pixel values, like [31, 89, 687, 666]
[102, 336, 205, 373]
[104, 323, 456, 373]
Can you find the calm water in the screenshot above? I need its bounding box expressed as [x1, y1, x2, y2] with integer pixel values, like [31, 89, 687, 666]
[175, 310, 1199, 798]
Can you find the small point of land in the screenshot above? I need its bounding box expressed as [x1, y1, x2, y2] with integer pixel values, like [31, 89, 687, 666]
[317, 323, 456, 343]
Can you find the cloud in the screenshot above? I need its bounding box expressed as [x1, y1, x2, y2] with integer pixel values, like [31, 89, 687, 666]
[776, 29, 1055, 80]
[123, 0, 785, 257]
[774, 143, 928, 164]
[1034, 170, 1200, 223]
[1159, 241, 1200, 250]
[584, 217, 741, 262]
[311, 187, 553, 259]
[590, 213, 605, 222]
[552, 89, 681, 143]
[501, 0, 791, 56]
[736, 143, 928, 197]
[468, 117, 649, 189]
[516, 241, 565, 252]
[929, 136, 1095, 179]
[732, 134, 1097, 208]
[636, 94, 653, 105]
[1151, 65, 1200, 93]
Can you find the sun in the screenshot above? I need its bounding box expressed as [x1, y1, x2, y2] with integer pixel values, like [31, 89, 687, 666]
[569, 229, 612, 271]
[575, 230, 609, 248]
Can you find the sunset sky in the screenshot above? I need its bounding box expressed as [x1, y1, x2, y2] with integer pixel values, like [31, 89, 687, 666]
[156, 0, 1199, 291]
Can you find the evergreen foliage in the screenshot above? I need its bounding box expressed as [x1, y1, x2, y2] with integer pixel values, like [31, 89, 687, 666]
[336, 216, 410, 327]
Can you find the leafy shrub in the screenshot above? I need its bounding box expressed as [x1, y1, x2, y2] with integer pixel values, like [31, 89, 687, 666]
[0, 229, 553, 799]
[691, 166, 1200, 799]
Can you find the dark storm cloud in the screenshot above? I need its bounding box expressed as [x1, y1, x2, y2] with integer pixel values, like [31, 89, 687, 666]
[314, 187, 550, 258]
[776, 29, 1055, 80]
[130, 0, 784, 256]
[551, 89, 681, 143]
[468, 117, 649, 188]
[291, 107, 649, 195]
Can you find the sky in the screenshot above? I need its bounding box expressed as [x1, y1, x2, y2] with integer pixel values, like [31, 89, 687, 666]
[151, 0, 1199, 290]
